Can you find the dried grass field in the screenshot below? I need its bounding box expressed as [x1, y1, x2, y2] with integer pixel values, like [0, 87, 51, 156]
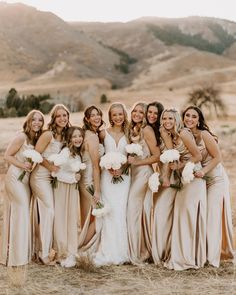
[0, 114, 236, 295]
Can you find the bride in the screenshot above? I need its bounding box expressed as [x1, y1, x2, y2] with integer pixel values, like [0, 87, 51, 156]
[93, 102, 130, 266]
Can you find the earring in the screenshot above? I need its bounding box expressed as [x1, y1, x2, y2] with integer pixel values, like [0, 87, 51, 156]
[110, 120, 114, 126]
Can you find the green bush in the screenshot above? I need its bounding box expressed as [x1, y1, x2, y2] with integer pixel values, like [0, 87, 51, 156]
[2, 89, 55, 117]
[100, 94, 109, 104]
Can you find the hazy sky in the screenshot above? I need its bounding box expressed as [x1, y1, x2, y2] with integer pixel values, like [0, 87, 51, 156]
[2, 0, 236, 22]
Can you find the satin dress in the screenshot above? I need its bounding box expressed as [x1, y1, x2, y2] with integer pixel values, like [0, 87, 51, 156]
[78, 132, 103, 253]
[0, 138, 33, 266]
[165, 130, 207, 270]
[53, 153, 82, 259]
[93, 130, 130, 266]
[30, 135, 62, 259]
[152, 143, 178, 265]
[127, 132, 154, 264]
[198, 136, 234, 267]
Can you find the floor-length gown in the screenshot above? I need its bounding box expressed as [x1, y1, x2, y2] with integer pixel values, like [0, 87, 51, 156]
[127, 132, 154, 264]
[93, 130, 130, 266]
[152, 156, 178, 264]
[0, 138, 33, 266]
[53, 154, 81, 259]
[165, 131, 207, 270]
[30, 136, 62, 259]
[78, 133, 103, 253]
[198, 137, 234, 267]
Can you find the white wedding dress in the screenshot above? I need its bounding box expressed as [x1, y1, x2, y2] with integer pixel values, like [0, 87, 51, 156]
[93, 130, 130, 266]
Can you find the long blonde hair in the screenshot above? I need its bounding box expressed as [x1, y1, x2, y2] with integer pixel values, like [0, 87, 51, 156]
[129, 102, 147, 141]
[160, 108, 184, 137]
[108, 102, 129, 139]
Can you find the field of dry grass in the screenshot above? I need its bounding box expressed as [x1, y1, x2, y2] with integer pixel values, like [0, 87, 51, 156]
[0, 109, 236, 295]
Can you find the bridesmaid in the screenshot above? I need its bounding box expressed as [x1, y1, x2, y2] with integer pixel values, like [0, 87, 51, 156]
[159, 108, 206, 270]
[127, 102, 160, 264]
[182, 106, 234, 267]
[30, 104, 71, 265]
[78, 105, 104, 253]
[53, 126, 84, 268]
[0, 110, 44, 266]
[146, 101, 164, 146]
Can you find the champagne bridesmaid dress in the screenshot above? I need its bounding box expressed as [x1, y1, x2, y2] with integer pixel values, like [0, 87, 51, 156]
[0, 138, 33, 266]
[198, 136, 234, 267]
[165, 131, 207, 270]
[53, 154, 81, 260]
[30, 136, 62, 260]
[78, 133, 103, 253]
[127, 132, 154, 264]
[152, 145, 177, 264]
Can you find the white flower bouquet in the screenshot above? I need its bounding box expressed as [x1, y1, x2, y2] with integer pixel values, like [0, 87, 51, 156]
[100, 151, 127, 184]
[123, 143, 143, 175]
[48, 147, 86, 189]
[181, 162, 195, 184]
[148, 171, 183, 192]
[160, 149, 180, 164]
[125, 143, 143, 157]
[18, 149, 43, 181]
[86, 185, 110, 218]
[182, 162, 211, 185]
[148, 172, 161, 192]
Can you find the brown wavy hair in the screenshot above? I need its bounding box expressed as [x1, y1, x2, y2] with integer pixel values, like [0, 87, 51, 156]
[82, 105, 105, 132]
[47, 104, 71, 141]
[182, 105, 218, 142]
[147, 101, 164, 146]
[63, 126, 85, 157]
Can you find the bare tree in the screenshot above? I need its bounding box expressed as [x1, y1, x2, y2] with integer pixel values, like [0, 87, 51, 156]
[187, 84, 227, 117]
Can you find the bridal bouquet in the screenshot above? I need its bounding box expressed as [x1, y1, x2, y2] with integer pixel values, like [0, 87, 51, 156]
[48, 147, 86, 189]
[86, 185, 110, 218]
[160, 149, 180, 164]
[18, 149, 43, 181]
[100, 151, 127, 184]
[123, 143, 143, 175]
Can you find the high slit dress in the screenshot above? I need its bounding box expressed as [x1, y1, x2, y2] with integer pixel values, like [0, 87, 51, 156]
[0, 139, 33, 266]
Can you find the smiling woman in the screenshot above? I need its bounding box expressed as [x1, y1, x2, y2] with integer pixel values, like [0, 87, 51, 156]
[0, 110, 44, 267]
[30, 104, 71, 265]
